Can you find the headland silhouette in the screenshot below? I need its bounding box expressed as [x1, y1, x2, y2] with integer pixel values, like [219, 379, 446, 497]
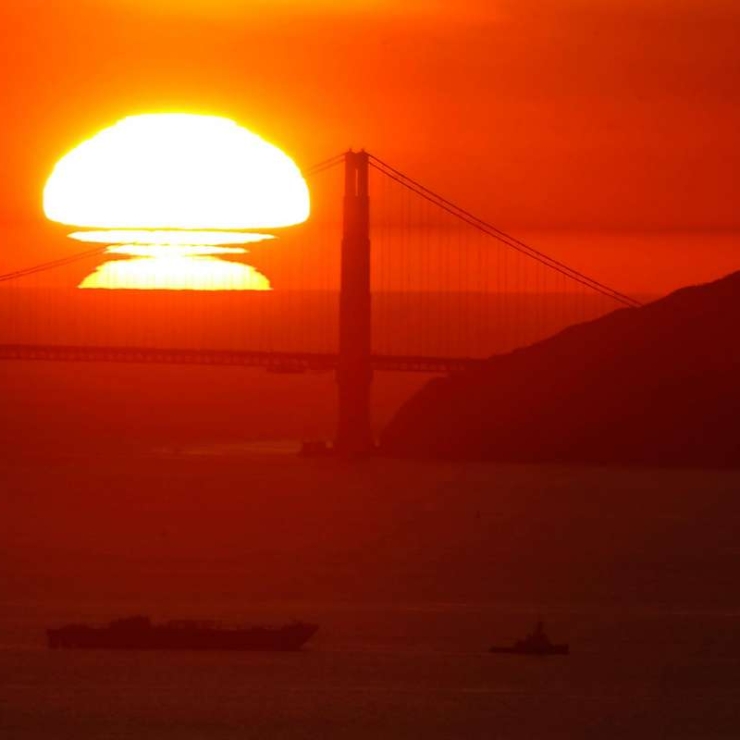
[382, 269, 740, 467]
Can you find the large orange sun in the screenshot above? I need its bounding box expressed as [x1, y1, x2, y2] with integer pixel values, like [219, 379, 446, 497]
[43, 114, 310, 290]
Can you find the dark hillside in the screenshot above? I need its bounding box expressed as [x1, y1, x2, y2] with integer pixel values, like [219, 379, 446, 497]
[381, 271, 740, 466]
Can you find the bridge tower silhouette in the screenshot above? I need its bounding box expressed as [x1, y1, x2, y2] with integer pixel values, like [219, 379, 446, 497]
[336, 151, 373, 456]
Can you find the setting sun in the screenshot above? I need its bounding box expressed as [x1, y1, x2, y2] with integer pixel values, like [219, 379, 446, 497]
[78, 245, 271, 291]
[42, 114, 309, 290]
[44, 114, 310, 230]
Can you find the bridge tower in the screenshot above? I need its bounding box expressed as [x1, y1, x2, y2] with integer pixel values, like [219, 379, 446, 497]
[335, 150, 374, 456]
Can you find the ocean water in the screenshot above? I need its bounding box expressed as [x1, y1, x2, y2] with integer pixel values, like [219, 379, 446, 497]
[2, 355, 740, 738]
[2, 601, 739, 739]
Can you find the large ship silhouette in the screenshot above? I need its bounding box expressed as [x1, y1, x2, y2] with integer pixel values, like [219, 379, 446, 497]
[47, 616, 318, 652]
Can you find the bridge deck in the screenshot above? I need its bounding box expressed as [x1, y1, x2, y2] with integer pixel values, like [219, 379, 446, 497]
[0, 343, 486, 374]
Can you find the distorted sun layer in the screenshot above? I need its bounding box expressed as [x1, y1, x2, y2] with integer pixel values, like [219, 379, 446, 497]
[43, 113, 309, 290]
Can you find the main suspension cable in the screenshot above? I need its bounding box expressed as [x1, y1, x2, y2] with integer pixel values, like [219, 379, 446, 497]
[368, 154, 641, 308]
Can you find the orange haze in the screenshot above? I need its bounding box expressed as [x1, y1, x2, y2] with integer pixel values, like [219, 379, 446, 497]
[1, 0, 739, 294]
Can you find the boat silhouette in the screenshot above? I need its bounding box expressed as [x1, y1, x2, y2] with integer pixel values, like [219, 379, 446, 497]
[47, 615, 318, 652]
[489, 621, 569, 656]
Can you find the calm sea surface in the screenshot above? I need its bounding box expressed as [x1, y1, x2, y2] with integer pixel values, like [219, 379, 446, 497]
[1, 601, 738, 739]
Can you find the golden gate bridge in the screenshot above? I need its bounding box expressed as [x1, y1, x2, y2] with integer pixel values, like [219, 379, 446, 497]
[0, 150, 640, 454]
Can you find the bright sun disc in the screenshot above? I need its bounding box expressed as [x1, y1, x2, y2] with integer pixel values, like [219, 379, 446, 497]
[43, 114, 307, 291]
[43, 113, 310, 230]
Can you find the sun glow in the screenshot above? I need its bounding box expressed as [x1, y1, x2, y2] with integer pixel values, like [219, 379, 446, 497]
[70, 230, 275, 247]
[106, 245, 248, 257]
[80, 247, 270, 291]
[43, 114, 309, 290]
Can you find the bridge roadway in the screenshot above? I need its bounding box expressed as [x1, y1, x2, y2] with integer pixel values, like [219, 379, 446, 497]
[0, 343, 485, 374]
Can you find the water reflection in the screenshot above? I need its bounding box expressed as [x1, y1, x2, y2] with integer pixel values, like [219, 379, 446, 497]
[70, 230, 274, 247]
[72, 232, 272, 291]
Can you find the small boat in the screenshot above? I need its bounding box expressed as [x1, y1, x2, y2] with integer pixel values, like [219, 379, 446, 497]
[47, 615, 318, 652]
[489, 620, 569, 656]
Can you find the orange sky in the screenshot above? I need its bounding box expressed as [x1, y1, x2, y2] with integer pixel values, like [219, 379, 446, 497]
[0, 0, 738, 293]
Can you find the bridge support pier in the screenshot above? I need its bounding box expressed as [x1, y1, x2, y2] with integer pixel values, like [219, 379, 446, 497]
[335, 150, 374, 457]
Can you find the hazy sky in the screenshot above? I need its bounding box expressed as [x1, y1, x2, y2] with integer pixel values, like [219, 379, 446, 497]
[0, 0, 738, 288]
